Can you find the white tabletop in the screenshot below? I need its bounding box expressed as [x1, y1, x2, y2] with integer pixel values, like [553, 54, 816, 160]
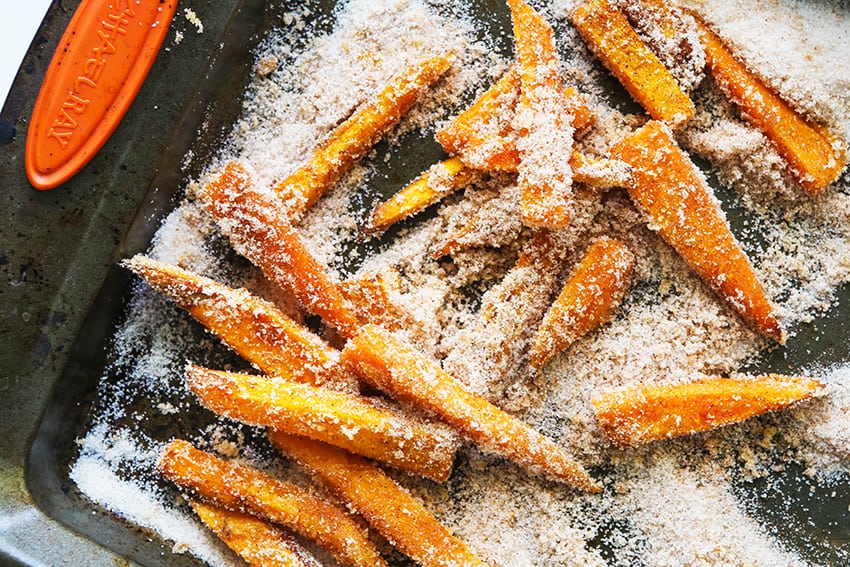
[0, 0, 53, 109]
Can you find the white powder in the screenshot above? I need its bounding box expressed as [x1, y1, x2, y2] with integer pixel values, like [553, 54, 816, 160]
[71, 0, 850, 565]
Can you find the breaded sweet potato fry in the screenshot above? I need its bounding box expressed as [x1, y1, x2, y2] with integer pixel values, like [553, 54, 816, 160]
[610, 121, 784, 342]
[338, 266, 412, 333]
[270, 432, 486, 567]
[123, 256, 354, 391]
[529, 236, 635, 370]
[341, 324, 600, 492]
[367, 157, 479, 234]
[508, 0, 576, 230]
[190, 500, 321, 567]
[592, 374, 823, 446]
[692, 15, 846, 194]
[158, 440, 387, 567]
[187, 365, 458, 482]
[436, 67, 594, 171]
[273, 55, 453, 219]
[571, 0, 695, 126]
[200, 161, 360, 338]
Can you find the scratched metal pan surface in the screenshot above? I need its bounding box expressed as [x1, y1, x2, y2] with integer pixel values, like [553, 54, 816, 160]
[17, 0, 850, 566]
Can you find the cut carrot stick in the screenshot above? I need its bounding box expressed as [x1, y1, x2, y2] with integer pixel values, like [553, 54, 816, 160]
[341, 324, 600, 492]
[508, 0, 576, 230]
[189, 500, 321, 567]
[592, 374, 823, 446]
[366, 157, 479, 234]
[200, 161, 360, 338]
[123, 256, 355, 391]
[529, 236, 635, 370]
[691, 15, 846, 194]
[187, 365, 458, 482]
[270, 433, 486, 567]
[571, 0, 695, 126]
[610, 121, 784, 342]
[158, 440, 387, 567]
[274, 55, 453, 220]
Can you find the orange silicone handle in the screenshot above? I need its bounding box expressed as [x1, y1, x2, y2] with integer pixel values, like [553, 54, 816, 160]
[25, 0, 178, 190]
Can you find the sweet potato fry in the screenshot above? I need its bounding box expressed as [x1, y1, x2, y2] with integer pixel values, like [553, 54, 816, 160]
[508, 0, 576, 230]
[273, 55, 453, 220]
[270, 432, 486, 567]
[124, 255, 354, 391]
[436, 67, 594, 171]
[610, 120, 784, 342]
[341, 324, 600, 492]
[189, 500, 321, 567]
[592, 374, 823, 446]
[200, 161, 360, 338]
[187, 365, 458, 482]
[338, 266, 411, 333]
[529, 236, 635, 370]
[367, 157, 479, 234]
[571, 0, 695, 126]
[158, 440, 387, 567]
[691, 15, 846, 194]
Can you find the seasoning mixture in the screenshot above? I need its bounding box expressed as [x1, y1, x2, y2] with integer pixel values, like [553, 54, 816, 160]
[71, 0, 850, 565]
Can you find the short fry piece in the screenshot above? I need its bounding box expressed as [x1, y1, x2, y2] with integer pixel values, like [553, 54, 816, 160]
[158, 440, 387, 567]
[124, 255, 354, 391]
[341, 324, 600, 492]
[529, 237, 635, 370]
[592, 374, 823, 446]
[571, 0, 695, 125]
[367, 157, 479, 233]
[187, 365, 458, 482]
[200, 161, 360, 338]
[610, 120, 784, 342]
[270, 432, 486, 567]
[274, 55, 453, 219]
[508, 0, 576, 230]
[339, 266, 412, 333]
[190, 500, 321, 567]
[692, 16, 846, 194]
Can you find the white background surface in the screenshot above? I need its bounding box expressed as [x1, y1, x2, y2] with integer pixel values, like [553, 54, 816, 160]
[0, 0, 53, 109]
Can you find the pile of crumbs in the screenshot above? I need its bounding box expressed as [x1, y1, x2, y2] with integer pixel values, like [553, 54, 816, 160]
[70, 0, 850, 565]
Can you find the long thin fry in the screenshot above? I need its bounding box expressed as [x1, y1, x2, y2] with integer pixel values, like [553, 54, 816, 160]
[190, 500, 321, 567]
[200, 161, 360, 338]
[187, 365, 458, 482]
[124, 255, 354, 391]
[592, 374, 823, 446]
[691, 15, 846, 194]
[610, 120, 784, 342]
[508, 0, 576, 230]
[158, 440, 387, 567]
[341, 324, 600, 492]
[571, 0, 696, 126]
[273, 55, 453, 220]
[269, 432, 486, 567]
[529, 236, 635, 370]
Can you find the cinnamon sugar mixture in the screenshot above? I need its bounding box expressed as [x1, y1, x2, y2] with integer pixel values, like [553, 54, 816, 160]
[71, 0, 850, 565]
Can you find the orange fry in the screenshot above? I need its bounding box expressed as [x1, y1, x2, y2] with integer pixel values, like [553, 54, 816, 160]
[187, 365, 458, 482]
[592, 374, 823, 446]
[529, 236, 635, 370]
[270, 433, 486, 567]
[436, 67, 595, 171]
[200, 161, 360, 338]
[339, 266, 412, 333]
[158, 440, 387, 567]
[341, 324, 600, 492]
[189, 500, 321, 567]
[508, 0, 576, 230]
[571, 0, 695, 126]
[124, 256, 354, 391]
[692, 15, 846, 194]
[610, 121, 784, 342]
[367, 157, 479, 233]
[274, 55, 453, 219]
